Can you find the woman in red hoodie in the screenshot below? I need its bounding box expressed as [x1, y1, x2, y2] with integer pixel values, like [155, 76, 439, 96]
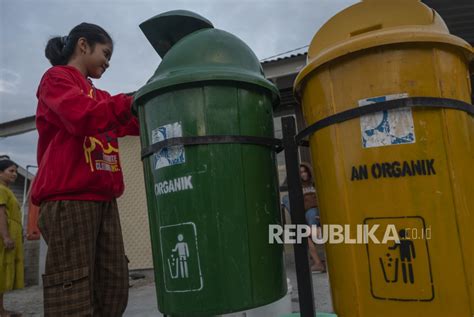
[32, 23, 138, 316]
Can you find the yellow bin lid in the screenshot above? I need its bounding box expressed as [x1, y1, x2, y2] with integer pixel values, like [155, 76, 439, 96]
[294, 0, 473, 98]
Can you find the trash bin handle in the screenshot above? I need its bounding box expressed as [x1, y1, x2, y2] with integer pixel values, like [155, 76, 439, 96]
[141, 135, 283, 160]
[296, 97, 474, 145]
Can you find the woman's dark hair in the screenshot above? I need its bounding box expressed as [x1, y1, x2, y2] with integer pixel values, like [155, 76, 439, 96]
[45, 22, 113, 66]
[0, 159, 18, 172]
[299, 163, 313, 182]
[299, 164, 311, 175]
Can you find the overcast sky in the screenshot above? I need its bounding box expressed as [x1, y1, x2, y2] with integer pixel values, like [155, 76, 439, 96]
[0, 0, 358, 169]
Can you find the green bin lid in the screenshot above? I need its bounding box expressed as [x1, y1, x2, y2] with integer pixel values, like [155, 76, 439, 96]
[134, 10, 279, 108]
[139, 10, 214, 59]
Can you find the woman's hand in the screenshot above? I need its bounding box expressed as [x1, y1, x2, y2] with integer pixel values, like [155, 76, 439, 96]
[2, 235, 15, 250]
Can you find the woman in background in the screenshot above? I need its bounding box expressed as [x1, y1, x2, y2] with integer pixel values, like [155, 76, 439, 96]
[0, 158, 24, 317]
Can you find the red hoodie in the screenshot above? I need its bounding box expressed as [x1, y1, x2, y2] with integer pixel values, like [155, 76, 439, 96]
[31, 65, 139, 205]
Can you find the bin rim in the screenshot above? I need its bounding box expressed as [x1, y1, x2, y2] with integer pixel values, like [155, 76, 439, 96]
[133, 67, 280, 111]
[294, 25, 473, 99]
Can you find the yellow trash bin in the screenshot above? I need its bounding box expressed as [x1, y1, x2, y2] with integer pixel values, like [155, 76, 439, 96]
[294, 1, 473, 316]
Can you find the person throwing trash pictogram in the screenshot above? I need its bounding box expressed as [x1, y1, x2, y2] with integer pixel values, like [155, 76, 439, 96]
[389, 229, 416, 284]
[168, 234, 190, 279]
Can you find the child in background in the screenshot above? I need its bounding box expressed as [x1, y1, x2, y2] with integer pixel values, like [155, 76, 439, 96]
[280, 164, 326, 273]
[300, 163, 326, 273]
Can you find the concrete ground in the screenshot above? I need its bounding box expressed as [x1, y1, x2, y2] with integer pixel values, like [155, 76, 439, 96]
[5, 247, 333, 316]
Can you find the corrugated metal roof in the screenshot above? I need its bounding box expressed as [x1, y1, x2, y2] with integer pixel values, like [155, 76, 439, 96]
[423, 1, 474, 44]
[261, 49, 307, 64]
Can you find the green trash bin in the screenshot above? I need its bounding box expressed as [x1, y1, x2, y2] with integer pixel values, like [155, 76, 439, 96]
[134, 10, 287, 316]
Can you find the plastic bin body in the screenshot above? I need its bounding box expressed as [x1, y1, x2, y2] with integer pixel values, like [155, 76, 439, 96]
[135, 11, 286, 316]
[294, 1, 474, 316]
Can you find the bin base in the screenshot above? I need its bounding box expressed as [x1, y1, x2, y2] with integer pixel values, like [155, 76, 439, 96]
[280, 313, 337, 317]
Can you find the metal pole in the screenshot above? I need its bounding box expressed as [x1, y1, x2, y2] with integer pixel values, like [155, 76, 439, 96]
[22, 166, 31, 208]
[281, 116, 316, 317]
[21, 165, 37, 229]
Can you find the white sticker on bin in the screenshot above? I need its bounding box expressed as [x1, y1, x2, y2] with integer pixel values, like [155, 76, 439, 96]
[152, 122, 185, 170]
[359, 93, 415, 148]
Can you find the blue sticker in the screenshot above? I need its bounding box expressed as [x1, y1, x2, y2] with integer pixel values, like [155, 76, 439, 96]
[152, 122, 185, 170]
[359, 94, 415, 148]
